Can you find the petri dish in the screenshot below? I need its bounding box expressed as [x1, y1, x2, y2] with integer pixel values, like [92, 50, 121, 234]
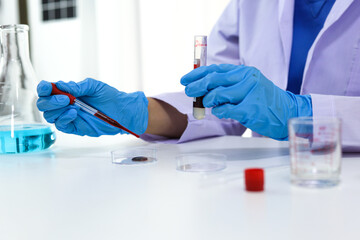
[176, 153, 227, 172]
[111, 147, 157, 165]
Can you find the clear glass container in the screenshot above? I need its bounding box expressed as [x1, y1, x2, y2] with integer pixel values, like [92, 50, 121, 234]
[289, 117, 341, 188]
[176, 153, 227, 172]
[111, 147, 157, 165]
[0, 24, 56, 154]
[193, 35, 207, 120]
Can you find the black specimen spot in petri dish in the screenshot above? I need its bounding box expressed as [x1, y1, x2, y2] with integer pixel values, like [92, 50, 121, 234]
[132, 156, 148, 162]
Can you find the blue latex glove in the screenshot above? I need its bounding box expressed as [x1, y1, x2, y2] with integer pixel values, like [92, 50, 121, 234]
[181, 64, 313, 140]
[37, 78, 148, 137]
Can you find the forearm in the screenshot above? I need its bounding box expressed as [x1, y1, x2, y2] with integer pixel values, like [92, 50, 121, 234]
[145, 97, 188, 138]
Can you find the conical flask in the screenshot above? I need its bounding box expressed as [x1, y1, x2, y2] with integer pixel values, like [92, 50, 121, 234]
[0, 24, 56, 154]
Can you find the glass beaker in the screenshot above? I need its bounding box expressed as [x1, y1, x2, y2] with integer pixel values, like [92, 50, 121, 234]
[289, 117, 341, 188]
[0, 24, 56, 154]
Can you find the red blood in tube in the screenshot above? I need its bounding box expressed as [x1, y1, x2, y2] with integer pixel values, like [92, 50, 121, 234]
[193, 61, 204, 108]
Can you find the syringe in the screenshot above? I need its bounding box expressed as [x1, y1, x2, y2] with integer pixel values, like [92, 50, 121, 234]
[50, 83, 140, 138]
[193, 35, 207, 120]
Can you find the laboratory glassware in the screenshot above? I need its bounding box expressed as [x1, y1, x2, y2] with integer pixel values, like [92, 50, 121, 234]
[176, 153, 227, 172]
[0, 24, 56, 154]
[193, 35, 207, 120]
[111, 147, 157, 165]
[289, 117, 341, 188]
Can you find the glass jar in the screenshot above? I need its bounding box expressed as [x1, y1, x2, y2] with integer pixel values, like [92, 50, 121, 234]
[0, 24, 56, 154]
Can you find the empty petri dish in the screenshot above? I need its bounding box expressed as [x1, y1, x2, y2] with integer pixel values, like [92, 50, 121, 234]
[111, 147, 157, 165]
[176, 153, 227, 172]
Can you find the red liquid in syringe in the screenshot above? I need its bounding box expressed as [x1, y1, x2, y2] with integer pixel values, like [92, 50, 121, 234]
[94, 112, 140, 138]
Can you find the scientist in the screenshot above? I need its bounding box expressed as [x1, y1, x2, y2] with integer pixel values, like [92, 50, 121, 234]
[37, 0, 360, 151]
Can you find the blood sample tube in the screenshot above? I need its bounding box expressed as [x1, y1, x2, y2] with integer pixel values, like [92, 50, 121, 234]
[193, 35, 207, 120]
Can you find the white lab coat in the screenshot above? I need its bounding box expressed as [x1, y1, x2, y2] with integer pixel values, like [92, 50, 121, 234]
[143, 0, 360, 151]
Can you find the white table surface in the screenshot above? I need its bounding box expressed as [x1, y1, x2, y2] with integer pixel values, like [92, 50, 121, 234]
[0, 132, 359, 240]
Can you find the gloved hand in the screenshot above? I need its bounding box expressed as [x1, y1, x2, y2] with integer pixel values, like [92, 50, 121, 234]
[37, 78, 148, 137]
[181, 64, 313, 140]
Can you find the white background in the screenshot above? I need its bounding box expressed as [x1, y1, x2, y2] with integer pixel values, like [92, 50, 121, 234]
[1, 0, 229, 96]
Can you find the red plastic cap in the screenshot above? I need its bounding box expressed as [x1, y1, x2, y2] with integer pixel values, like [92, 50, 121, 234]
[244, 168, 264, 192]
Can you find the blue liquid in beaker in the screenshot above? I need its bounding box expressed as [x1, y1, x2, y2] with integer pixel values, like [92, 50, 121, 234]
[0, 124, 56, 154]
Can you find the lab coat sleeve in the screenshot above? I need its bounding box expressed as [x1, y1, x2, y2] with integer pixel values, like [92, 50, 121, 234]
[207, 0, 241, 65]
[311, 94, 360, 152]
[141, 0, 246, 143]
[140, 92, 246, 143]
